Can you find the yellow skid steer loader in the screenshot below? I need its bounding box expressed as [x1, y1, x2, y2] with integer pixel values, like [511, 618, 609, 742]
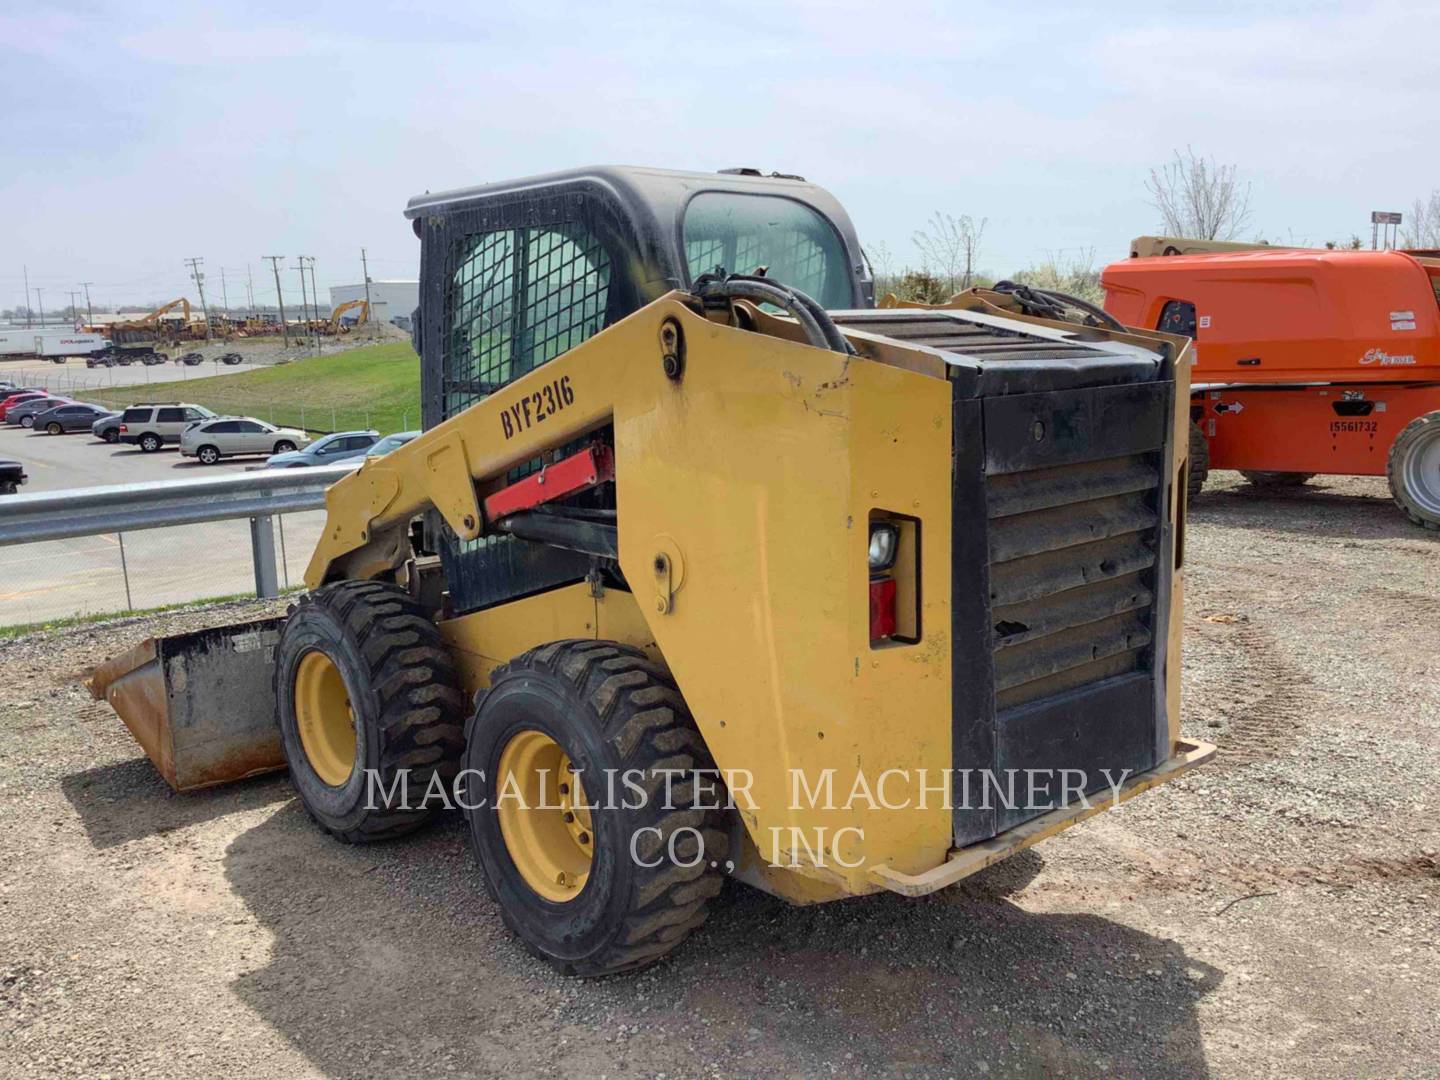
[92, 166, 1213, 975]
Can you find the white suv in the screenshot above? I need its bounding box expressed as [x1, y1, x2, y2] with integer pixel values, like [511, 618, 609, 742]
[117, 403, 215, 451]
[180, 416, 311, 464]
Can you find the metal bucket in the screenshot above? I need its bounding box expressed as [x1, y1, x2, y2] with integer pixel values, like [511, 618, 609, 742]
[88, 618, 288, 792]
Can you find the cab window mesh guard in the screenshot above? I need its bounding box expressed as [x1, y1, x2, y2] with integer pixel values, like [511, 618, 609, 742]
[441, 226, 612, 420]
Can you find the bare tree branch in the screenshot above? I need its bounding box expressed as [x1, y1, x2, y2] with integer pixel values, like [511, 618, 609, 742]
[913, 212, 988, 294]
[1146, 147, 1252, 240]
[1400, 190, 1440, 248]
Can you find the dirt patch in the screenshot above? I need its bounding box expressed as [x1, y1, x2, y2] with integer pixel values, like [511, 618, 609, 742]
[1, 473, 1437, 1077]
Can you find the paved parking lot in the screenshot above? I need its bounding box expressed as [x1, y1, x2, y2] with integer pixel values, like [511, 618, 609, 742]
[0, 420, 323, 625]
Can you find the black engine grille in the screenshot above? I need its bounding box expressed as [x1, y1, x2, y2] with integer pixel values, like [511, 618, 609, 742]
[987, 452, 1161, 711]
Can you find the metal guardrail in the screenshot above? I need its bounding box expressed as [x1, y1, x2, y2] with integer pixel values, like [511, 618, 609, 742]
[0, 464, 354, 599]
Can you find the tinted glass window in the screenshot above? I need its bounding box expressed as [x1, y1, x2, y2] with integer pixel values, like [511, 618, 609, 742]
[443, 225, 612, 418]
[207, 421, 239, 433]
[235, 421, 265, 433]
[157, 408, 185, 422]
[122, 408, 150, 422]
[1158, 300, 1197, 338]
[683, 193, 851, 309]
[184, 408, 211, 420]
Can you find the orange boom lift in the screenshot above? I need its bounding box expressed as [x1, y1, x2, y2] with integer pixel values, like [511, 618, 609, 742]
[1102, 241, 1440, 528]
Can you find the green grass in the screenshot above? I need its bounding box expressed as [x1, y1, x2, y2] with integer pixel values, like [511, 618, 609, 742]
[83, 343, 421, 435]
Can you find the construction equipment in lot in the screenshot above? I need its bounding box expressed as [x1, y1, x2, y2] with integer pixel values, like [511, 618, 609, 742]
[108, 298, 206, 349]
[91, 166, 1212, 975]
[1104, 241, 1440, 527]
[328, 298, 370, 332]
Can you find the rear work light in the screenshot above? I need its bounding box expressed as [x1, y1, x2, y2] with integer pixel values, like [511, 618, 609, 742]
[867, 515, 918, 647]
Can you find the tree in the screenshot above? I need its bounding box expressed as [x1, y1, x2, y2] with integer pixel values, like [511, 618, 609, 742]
[863, 241, 899, 298]
[895, 270, 949, 304]
[1146, 148, 1252, 240]
[1400, 190, 1440, 248]
[913, 212, 987, 294]
[1012, 250, 1104, 306]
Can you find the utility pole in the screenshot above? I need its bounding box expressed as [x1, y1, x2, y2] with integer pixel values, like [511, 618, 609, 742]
[35, 288, 44, 327]
[294, 260, 312, 352]
[80, 282, 94, 326]
[219, 267, 230, 320]
[22, 266, 32, 328]
[67, 290, 81, 327]
[185, 256, 212, 340]
[360, 247, 373, 332]
[306, 256, 322, 350]
[264, 255, 289, 346]
[245, 263, 256, 318]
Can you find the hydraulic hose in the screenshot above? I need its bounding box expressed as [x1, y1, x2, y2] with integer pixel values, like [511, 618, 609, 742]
[990, 280, 1127, 333]
[694, 273, 854, 355]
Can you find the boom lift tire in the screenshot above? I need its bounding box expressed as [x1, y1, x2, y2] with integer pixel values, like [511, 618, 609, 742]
[1188, 421, 1210, 501]
[1240, 470, 1314, 488]
[1387, 411, 1440, 530]
[274, 580, 467, 842]
[464, 640, 729, 977]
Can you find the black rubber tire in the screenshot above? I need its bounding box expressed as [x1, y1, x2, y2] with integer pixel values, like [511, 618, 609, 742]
[196, 445, 221, 465]
[1241, 470, 1314, 488]
[274, 440, 297, 454]
[45, 422, 62, 435]
[138, 433, 161, 453]
[1387, 411, 1440, 530]
[465, 640, 729, 977]
[0, 480, 16, 495]
[19, 415, 33, 429]
[102, 428, 119, 444]
[1187, 421, 1209, 501]
[275, 580, 467, 842]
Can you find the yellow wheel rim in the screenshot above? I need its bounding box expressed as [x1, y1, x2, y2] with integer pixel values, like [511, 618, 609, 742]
[294, 651, 357, 787]
[496, 730, 594, 902]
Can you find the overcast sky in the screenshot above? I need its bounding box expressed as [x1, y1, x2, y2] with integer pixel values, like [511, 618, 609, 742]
[3, 1, 1437, 312]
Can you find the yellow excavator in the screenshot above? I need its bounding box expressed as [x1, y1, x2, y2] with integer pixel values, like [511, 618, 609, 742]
[91, 166, 1212, 976]
[329, 298, 370, 332]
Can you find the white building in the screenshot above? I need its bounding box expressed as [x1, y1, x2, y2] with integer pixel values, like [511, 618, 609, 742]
[329, 280, 418, 329]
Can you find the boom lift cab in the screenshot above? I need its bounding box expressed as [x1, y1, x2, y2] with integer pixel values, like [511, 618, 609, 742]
[1103, 243, 1440, 527]
[93, 167, 1211, 976]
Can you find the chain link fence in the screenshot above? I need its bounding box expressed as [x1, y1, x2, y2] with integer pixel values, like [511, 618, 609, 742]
[8, 364, 419, 436]
[0, 511, 325, 627]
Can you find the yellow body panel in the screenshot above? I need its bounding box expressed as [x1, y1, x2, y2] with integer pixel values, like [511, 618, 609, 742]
[440, 582, 656, 692]
[306, 292, 1197, 899]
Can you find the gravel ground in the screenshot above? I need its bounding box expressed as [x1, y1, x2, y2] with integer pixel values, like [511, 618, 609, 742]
[1, 472, 1437, 1079]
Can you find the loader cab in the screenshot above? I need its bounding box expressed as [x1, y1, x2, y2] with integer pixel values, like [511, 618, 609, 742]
[405, 165, 873, 613]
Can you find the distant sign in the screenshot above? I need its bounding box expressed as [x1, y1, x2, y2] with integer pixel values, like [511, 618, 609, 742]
[1371, 210, 1403, 225]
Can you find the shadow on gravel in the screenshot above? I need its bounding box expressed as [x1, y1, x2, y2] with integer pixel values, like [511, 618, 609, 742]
[1190, 483, 1439, 542]
[223, 807, 1221, 1078]
[61, 759, 292, 849]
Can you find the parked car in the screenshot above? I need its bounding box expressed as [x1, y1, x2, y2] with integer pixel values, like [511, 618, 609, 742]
[36, 402, 117, 435]
[365, 430, 420, 458]
[117, 403, 216, 452]
[0, 392, 49, 421]
[0, 458, 26, 495]
[266, 429, 377, 468]
[180, 417, 311, 464]
[91, 413, 125, 443]
[7, 396, 73, 428]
